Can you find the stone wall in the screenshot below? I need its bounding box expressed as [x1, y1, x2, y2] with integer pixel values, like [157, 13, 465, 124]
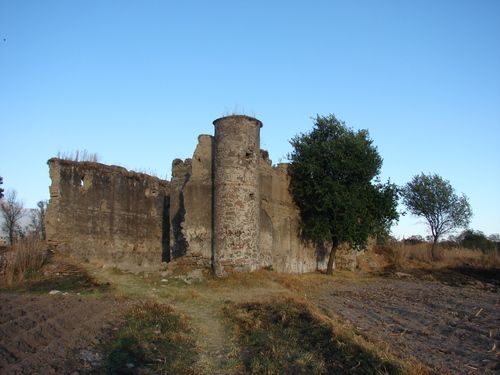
[258, 152, 328, 273]
[167, 119, 328, 274]
[169, 135, 213, 267]
[45, 115, 342, 274]
[45, 158, 170, 271]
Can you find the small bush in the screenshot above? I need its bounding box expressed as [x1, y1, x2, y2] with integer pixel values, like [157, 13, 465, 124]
[459, 230, 498, 254]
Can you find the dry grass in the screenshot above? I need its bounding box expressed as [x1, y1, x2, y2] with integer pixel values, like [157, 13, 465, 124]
[0, 237, 47, 286]
[99, 300, 198, 374]
[376, 242, 500, 270]
[224, 296, 428, 375]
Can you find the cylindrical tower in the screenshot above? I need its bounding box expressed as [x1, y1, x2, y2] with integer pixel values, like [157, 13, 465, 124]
[212, 115, 262, 276]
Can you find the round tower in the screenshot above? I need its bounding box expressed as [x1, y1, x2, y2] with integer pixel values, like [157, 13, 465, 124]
[212, 115, 262, 276]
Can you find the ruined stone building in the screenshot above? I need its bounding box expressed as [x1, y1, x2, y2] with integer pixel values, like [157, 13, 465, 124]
[45, 115, 328, 275]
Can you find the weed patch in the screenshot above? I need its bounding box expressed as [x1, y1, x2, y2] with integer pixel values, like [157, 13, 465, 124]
[99, 300, 197, 374]
[26, 271, 109, 294]
[1, 261, 111, 295]
[225, 299, 405, 375]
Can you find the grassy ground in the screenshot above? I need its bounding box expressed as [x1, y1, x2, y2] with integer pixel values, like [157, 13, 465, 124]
[78, 261, 421, 375]
[1, 249, 454, 374]
[224, 299, 405, 375]
[98, 300, 198, 374]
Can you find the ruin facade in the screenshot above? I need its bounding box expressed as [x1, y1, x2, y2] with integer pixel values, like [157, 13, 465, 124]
[46, 115, 328, 274]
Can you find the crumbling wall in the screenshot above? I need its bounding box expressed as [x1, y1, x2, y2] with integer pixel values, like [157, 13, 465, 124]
[259, 152, 328, 273]
[45, 158, 170, 271]
[169, 135, 213, 266]
[44, 115, 348, 275]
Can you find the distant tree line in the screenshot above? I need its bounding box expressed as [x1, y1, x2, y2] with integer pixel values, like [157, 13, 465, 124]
[403, 230, 500, 253]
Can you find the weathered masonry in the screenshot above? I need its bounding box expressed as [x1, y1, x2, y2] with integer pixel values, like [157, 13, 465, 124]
[46, 115, 328, 274]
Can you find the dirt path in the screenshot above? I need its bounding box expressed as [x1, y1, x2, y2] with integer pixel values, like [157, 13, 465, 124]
[0, 293, 125, 374]
[174, 285, 290, 374]
[308, 273, 500, 374]
[87, 266, 291, 374]
[172, 299, 234, 374]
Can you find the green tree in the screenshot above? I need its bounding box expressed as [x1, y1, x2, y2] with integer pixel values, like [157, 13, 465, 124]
[401, 173, 472, 260]
[288, 114, 399, 275]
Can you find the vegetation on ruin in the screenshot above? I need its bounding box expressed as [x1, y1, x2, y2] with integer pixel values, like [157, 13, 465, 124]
[288, 114, 399, 274]
[56, 149, 100, 162]
[402, 173, 472, 260]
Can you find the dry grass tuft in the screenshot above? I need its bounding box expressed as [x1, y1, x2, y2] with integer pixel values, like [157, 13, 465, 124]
[57, 149, 100, 162]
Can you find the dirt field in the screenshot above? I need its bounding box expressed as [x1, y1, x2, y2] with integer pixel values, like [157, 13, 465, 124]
[0, 294, 124, 374]
[1, 261, 499, 374]
[308, 268, 500, 374]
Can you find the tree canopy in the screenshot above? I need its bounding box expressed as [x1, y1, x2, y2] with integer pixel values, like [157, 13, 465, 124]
[401, 173, 472, 259]
[288, 114, 399, 274]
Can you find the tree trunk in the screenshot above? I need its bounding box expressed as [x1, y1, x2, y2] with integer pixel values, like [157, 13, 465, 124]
[431, 237, 439, 261]
[8, 227, 14, 246]
[326, 243, 338, 275]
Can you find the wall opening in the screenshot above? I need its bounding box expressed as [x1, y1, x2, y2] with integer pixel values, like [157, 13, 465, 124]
[162, 195, 171, 262]
[172, 191, 188, 258]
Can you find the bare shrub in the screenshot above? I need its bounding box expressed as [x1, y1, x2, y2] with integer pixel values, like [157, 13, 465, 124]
[0, 236, 47, 286]
[131, 168, 160, 178]
[0, 189, 24, 245]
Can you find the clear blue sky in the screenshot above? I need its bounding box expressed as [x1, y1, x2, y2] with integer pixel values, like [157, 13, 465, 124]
[1, 0, 499, 238]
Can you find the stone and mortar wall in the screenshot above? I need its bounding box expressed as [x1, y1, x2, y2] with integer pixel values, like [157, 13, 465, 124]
[169, 135, 213, 267]
[213, 116, 262, 276]
[258, 152, 328, 273]
[45, 158, 170, 271]
[169, 116, 328, 274]
[45, 116, 352, 274]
